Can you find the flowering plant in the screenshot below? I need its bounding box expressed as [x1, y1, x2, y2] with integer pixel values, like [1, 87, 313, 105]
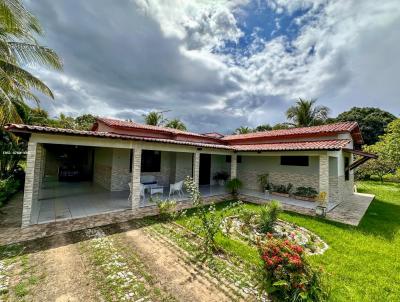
[258, 236, 328, 301]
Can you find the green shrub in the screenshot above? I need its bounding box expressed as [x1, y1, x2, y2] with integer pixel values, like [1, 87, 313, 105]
[258, 200, 282, 233]
[257, 173, 269, 191]
[272, 183, 293, 194]
[238, 208, 257, 226]
[258, 236, 328, 301]
[226, 178, 243, 195]
[156, 199, 177, 221]
[294, 187, 318, 198]
[0, 177, 21, 206]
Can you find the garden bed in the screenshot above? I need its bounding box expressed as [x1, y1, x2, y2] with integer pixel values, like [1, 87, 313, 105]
[221, 216, 328, 255]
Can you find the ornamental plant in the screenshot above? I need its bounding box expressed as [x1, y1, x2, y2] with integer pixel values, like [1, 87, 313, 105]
[257, 200, 282, 233]
[257, 236, 328, 301]
[184, 176, 241, 257]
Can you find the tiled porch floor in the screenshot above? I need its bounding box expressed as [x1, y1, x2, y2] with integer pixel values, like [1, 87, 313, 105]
[36, 181, 228, 224]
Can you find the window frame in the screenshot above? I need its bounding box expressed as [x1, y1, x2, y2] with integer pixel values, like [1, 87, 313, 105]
[280, 156, 309, 167]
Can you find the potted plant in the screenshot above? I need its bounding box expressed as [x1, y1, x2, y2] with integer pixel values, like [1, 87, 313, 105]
[213, 171, 229, 186]
[226, 178, 243, 197]
[315, 191, 327, 217]
[293, 186, 318, 202]
[271, 183, 293, 198]
[257, 173, 269, 192]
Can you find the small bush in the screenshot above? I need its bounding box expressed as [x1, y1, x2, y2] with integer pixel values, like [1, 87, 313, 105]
[156, 199, 177, 221]
[226, 178, 243, 195]
[294, 187, 318, 198]
[258, 200, 282, 233]
[0, 177, 21, 206]
[238, 208, 257, 226]
[258, 236, 328, 301]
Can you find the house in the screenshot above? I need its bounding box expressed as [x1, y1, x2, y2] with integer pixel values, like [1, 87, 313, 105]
[5, 118, 375, 227]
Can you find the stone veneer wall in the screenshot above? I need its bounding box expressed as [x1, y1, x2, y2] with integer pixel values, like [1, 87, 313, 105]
[174, 152, 193, 183]
[237, 156, 319, 192]
[93, 147, 112, 190]
[110, 148, 131, 191]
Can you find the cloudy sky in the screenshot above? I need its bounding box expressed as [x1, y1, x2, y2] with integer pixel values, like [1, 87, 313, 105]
[25, 0, 400, 133]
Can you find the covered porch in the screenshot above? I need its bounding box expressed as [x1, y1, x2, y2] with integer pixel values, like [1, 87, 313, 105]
[28, 141, 234, 225]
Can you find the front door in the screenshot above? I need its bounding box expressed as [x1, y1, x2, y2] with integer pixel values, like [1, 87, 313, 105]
[199, 154, 211, 185]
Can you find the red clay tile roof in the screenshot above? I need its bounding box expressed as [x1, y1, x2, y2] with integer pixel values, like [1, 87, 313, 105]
[5, 124, 351, 152]
[233, 139, 351, 151]
[95, 117, 207, 138]
[202, 132, 225, 138]
[5, 124, 233, 150]
[222, 121, 362, 143]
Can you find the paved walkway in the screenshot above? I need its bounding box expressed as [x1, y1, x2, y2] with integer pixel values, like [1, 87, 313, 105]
[326, 192, 375, 226]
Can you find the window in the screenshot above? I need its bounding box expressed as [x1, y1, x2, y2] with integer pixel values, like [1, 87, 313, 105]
[344, 157, 350, 181]
[141, 150, 161, 172]
[226, 155, 242, 163]
[280, 156, 309, 166]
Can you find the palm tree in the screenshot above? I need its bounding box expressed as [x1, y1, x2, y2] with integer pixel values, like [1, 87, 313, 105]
[234, 126, 253, 134]
[142, 111, 167, 126]
[0, 0, 63, 126]
[286, 98, 329, 127]
[165, 118, 187, 131]
[255, 124, 272, 132]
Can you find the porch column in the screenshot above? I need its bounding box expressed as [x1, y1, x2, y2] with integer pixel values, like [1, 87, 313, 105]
[193, 152, 200, 186]
[319, 154, 329, 204]
[230, 154, 237, 179]
[131, 147, 142, 210]
[21, 142, 43, 227]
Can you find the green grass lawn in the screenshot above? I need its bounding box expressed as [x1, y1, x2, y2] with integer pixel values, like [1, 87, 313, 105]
[176, 181, 400, 301]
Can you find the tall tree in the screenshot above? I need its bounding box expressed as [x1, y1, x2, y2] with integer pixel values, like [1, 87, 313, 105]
[333, 107, 397, 145]
[75, 114, 97, 130]
[165, 118, 187, 131]
[286, 98, 329, 127]
[142, 111, 167, 126]
[234, 126, 252, 134]
[0, 0, 63, 126]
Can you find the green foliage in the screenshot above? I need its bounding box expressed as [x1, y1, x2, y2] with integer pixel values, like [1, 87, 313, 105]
[257, 200, 282, 233]
[142, 111, 167, 126]
[184, 177, 240, 256]
[0, 130, 26, 179]
[74, 114, 97, 130]
[272, 123, 292, 130]
[258, 237, 328, 301]
[357, 119, 400, 181]
[257, 173, 269, 191]
[165, 118, 187, 130]
[333, 107, 396, 145]
[156, 199, 178, 221]
[234, 126, 252, 134]
[0, 176, 21, 206]
[237, 208, 258, 226]
[0, 0, 62, 126]
[255, 124, 272, 132]
[286, 98, 329, 127]
[294, 187, 318, 198]
[271, 183, 293, 194]
[226, 178, 242, 195]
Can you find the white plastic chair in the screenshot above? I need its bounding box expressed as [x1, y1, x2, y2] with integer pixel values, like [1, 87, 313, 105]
[169, 180, 184, 198]
[128, 183, 145, 200]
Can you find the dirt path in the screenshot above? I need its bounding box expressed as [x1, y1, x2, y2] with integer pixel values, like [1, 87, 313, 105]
[30, 234, 101, 302]
[123, 227, 234, 302]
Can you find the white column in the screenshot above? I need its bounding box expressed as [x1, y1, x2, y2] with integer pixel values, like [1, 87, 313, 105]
[131, 147, 142, 210]
[230, 154, 237, 179]
[193, 152, 200, 186]
[319, 154, 329, 205]
[21, 142, 43, 227]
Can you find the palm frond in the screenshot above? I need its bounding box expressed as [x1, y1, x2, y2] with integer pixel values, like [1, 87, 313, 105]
[0, 59, 54, 98]
[8, 42, 63, 69]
